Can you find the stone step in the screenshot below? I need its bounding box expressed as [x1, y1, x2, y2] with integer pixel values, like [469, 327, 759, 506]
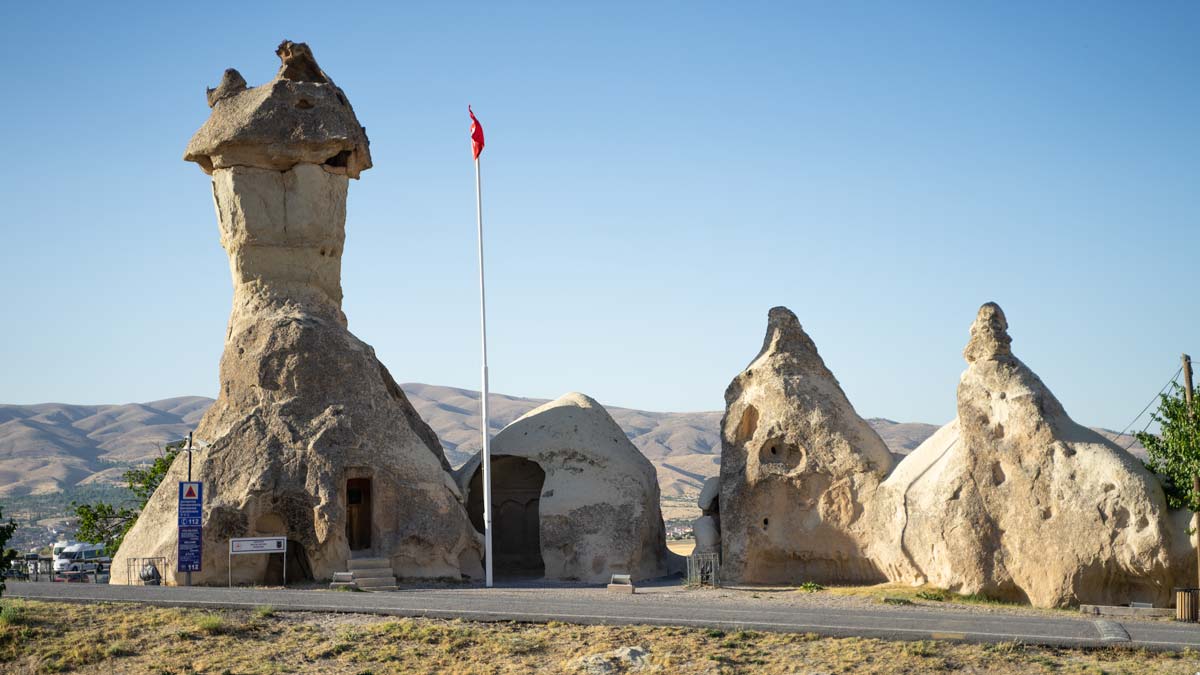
[331, 572, 354, 582]
[329, 581, 358, 590]
[351, 569, 395, 581]
[354, 576, 398, 589]
[360, 585, 398, 592]
[347, 557, 391, 571]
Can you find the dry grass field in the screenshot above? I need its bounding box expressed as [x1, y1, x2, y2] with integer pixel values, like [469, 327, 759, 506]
[666, 538, 696, 556]
[1, 599, 1196, 674]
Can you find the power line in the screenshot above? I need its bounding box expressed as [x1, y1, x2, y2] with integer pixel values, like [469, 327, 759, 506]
[1119, 365, 1182, 451]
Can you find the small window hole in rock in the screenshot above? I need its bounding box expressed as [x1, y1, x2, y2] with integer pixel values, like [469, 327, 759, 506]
[324, 150, 352, 168]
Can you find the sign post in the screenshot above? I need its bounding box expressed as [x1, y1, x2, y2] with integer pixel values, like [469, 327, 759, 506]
[177, 481, 204, 584]
[228, 536, 288, 588]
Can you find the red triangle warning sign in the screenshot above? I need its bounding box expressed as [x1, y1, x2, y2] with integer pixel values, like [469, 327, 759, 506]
[184, 485, 197, 499]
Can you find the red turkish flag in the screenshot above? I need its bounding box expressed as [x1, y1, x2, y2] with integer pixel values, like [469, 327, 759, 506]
[469, 105, 485, 159]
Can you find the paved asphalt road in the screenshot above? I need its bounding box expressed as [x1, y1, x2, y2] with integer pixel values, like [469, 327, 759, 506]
[10, 581, 1200, 651]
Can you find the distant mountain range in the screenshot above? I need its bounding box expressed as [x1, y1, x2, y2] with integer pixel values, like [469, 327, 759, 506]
[0, 384, 1147, 500]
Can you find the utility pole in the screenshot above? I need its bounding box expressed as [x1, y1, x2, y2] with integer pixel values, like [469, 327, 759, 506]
[1184, 353, 1197, 590]
[1184, 353, 1194, 409]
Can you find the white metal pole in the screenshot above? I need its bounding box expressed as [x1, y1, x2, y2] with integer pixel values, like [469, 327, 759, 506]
[475, 156, 494, 589]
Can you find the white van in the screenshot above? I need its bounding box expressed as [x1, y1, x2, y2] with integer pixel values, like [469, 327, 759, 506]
[54, 543, 107, 574]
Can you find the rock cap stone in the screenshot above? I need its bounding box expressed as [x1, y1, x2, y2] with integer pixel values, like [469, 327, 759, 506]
[756, 306, 821, 364]
[963, 302, 1012, 363]
[185, 40, 372, 178]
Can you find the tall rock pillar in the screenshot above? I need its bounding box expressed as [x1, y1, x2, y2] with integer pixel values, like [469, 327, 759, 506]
[111, 42, 482, 585]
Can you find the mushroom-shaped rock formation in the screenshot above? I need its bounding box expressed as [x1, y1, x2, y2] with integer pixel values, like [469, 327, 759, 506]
[875, 303, 1176, 607]
[456, 393, 677, 582]
[720, 307, 894, 584]
[111, 42, 481, 586]
[185, 41, 371, 178]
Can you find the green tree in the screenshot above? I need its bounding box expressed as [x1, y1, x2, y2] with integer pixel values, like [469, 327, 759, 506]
[0, 507, 17, 597]
[1139, 383, 1200, 510]
[72, 442, 183, 556]
[1138, 381, 1200, 586]
[72, 502, 138, 556]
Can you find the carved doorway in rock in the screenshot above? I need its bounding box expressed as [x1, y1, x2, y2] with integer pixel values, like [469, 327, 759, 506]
[346, 478, 372, 551]
[468, 455, 545, 576]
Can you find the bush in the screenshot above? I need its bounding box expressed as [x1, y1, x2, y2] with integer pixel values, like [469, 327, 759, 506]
[0, 509, 16, 598]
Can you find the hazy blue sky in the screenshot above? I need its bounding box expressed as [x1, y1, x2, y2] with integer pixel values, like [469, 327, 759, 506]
[1, 2, 1196, 431]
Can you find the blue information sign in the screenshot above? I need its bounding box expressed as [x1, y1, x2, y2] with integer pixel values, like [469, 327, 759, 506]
[178, 482, 203, 573]
[178, 527, 202, 572]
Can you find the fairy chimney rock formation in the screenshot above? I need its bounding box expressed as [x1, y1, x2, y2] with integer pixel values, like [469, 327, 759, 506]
[720, 307, 894, 584]
[111, 42, 481, 586]
[876, 303, 1175, 607]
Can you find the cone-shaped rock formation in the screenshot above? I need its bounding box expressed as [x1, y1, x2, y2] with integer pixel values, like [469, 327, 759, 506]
[720, 307, 894, 583]
[112, 42, 481, 585]
[876, 303, 1175, 607]
[456, 393, 677, 582]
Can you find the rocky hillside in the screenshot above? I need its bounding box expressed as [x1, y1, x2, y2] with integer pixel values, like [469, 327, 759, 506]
[0, 385, 1147, 499]
[0, 397, 211, 497]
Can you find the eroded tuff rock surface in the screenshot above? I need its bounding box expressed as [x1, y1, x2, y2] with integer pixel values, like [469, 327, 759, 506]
[875, 303, 1176, 607]
[112, 42, 480, 585]
[719, 307, 894, 584]
[456, 393, 677, 582]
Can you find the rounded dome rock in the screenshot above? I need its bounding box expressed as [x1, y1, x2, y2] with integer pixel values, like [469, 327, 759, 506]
[456, 392, 677, 582]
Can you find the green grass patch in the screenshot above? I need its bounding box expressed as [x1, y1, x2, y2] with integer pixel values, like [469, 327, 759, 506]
[194, 613, 226, 634]
[104, 640, 135, 657]
[0, 601, 26, 626]
[903, 640, 939, 657]
[254, 604, 275, 619]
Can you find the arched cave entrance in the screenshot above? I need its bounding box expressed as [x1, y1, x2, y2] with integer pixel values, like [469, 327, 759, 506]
[252, 512, 313, 586]
[467, 455, 545, 577]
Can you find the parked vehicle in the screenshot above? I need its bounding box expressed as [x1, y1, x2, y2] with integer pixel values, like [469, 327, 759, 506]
[53, 543, 108, 575]
[51, 540, 73, 560]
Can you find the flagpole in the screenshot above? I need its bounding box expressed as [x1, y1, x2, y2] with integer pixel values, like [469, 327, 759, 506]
[475, 153, 494, 589]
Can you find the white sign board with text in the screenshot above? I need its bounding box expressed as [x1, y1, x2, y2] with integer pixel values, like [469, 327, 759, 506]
[229, 537, 287, 555]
